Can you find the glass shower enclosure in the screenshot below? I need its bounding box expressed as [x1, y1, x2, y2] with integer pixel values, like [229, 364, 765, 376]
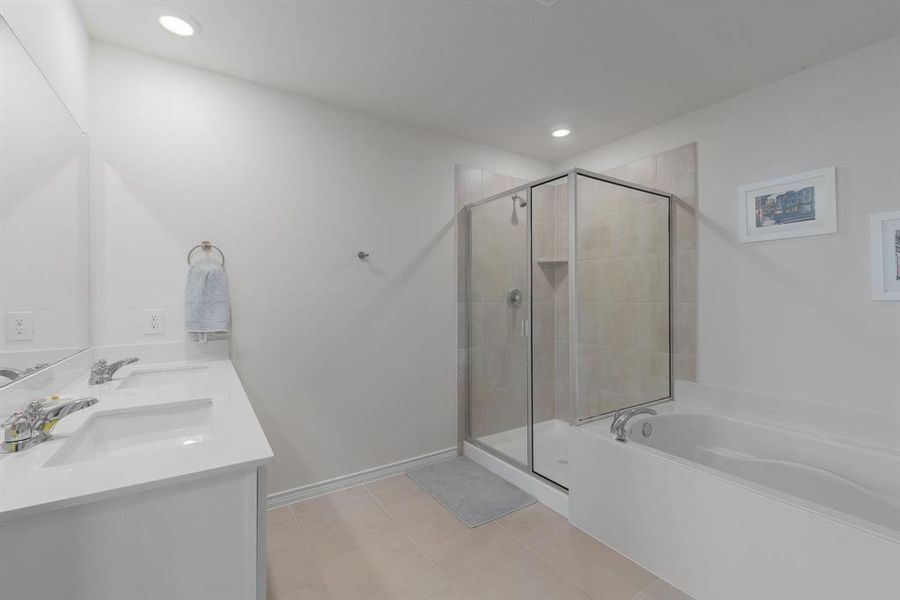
[461, 169, 672, 488]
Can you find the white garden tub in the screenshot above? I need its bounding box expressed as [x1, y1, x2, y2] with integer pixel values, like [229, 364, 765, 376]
[569, 382, 900, 599]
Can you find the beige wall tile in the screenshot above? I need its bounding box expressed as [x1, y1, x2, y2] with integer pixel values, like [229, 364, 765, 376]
[673, 353, 697, 381]
[673, 249, 697, 304]
[532, 380, 556, 423]
[484, 172, 526, 198]
[532, 302, 555, 343]
[673, 198, 697, 250]
[674, 302, 697, 356]
[657, 143, 697, 207]
[532, 264, 555, 301]
[470, 302, 517, 347]
[621, 201, 669, 255]
[622, 154, 658, 190]
[578, 210, 623, 259]
[456, 212, 470, 304]
[622, 252, 668, 302]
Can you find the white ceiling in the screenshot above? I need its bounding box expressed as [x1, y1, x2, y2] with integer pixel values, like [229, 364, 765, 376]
[75, 1, 899, 162]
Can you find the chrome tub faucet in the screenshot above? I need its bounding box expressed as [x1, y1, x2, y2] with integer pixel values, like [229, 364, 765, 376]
[1, 396, 98, 453]
[610, 407, 658, 442]
[89, 357, 139, 385]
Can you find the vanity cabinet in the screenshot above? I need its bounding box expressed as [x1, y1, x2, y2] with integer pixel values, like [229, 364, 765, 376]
[0, 466, 267, 600]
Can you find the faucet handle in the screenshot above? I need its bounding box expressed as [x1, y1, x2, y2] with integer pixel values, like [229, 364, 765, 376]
[24, 398, 49, 419]
[89, 359, 110, 385]
[1, 412, 33, 444]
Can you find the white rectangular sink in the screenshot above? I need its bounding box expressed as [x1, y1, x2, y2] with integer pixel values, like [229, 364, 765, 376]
[117, 365, 209, 389]
[44, 399, 214, 467]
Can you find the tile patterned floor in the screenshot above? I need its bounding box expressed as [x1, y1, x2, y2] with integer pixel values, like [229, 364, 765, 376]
[267, 474, 692, 600]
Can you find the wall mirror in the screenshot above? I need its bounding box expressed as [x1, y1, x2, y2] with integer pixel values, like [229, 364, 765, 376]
[0, 18, 90, 387]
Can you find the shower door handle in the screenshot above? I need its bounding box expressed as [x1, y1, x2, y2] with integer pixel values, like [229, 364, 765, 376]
[521, 319, 530, 338]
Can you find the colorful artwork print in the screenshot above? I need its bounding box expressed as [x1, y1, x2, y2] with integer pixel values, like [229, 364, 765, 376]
[755, 186, 816, 228]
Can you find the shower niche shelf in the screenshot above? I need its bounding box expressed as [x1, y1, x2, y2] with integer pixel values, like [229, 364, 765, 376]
[535, 257, 568, 264]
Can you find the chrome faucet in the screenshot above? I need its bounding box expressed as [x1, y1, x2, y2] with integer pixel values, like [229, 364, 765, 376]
[610, 407, 657, 442]
[1, 396, 98, 453]
[89, 357, 139, 385]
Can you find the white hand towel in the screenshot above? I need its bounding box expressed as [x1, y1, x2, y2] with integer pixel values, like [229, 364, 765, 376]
[185, 261, 230, 334]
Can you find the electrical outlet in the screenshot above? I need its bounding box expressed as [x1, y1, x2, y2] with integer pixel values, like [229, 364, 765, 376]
[6, 311, 34, 341]
[142, 309, 165, 335]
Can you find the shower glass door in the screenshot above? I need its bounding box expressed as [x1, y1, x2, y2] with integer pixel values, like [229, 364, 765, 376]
[466, 191, 531, 468]
[530, 176, 570, 487]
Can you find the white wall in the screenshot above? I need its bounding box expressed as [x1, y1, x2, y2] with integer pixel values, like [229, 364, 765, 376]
[559, 37, 900, 417]
[89, 43, 549, 493]
[0, 0, 90, 130]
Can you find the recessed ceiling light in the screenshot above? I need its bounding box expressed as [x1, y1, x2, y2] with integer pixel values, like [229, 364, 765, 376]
[551, 128, 571, 138]
[157, 10, 200, 37]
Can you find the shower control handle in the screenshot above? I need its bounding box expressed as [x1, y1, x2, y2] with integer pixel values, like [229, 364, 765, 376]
[507, 288, 522, 307]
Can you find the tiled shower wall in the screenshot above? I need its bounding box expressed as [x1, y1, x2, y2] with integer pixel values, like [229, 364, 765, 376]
[602, 143, 697, 384]
[531, 180, 570, 425]
[575, 143, 697, 421]
[456, 142, 696, 440]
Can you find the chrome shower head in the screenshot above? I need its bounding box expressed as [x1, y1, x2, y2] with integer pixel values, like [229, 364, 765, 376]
[512, 193, 526, 208]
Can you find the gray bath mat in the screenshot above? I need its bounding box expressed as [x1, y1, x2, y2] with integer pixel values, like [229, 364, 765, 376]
[407, 457, 536, 527]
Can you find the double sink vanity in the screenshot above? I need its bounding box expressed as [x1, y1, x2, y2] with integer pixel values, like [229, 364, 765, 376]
[0, 18, 272, 600]
[0, 353, 273, 600]
[0, 21, 273, 600]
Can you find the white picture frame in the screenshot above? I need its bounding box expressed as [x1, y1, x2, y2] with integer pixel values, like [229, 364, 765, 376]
[738, 167, 837, 243]
[870, 210, 900, 301]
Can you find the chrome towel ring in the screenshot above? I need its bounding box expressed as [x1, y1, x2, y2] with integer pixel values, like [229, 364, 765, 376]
[187, 241, 225, 266]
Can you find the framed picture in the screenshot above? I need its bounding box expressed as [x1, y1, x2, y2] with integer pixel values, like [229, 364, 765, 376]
[738, 167, 837, 243]
[870, 210, 900, 301]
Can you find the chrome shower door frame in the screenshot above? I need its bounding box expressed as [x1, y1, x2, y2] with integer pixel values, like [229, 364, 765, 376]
[461, 168, 674, 489]
[463, 183, 535, 475]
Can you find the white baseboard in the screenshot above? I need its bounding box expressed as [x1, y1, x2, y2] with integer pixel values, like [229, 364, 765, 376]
[267, 447, 458, 509]
[464, 441, 569, 518]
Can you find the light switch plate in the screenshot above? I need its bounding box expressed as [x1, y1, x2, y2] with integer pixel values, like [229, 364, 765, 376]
[6, 311, 34, 341]
[142, 309, 165, 335]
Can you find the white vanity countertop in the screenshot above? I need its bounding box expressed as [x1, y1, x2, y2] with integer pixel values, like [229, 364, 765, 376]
[0, 359, 273, 522]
